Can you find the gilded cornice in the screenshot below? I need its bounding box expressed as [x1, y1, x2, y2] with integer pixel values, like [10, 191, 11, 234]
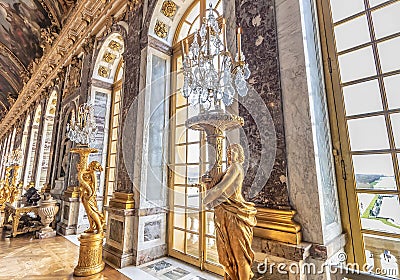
[0, 0, 132, 138]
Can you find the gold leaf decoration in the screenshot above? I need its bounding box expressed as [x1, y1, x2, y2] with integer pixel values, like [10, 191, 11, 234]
[108, 40, 122, 52]
[161, 0, 177, 18]
[103, 52, 116, 64]
[154, 20, 168, 39]
[98, 66, 110, 78]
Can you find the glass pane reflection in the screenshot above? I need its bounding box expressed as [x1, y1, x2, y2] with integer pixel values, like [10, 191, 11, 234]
[358, 194, 400, 234]
[353, 154, 396, 190]
[348, 116, 390, 151]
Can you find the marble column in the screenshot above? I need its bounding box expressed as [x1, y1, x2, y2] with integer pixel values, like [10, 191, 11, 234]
[104, 2, 144, 268]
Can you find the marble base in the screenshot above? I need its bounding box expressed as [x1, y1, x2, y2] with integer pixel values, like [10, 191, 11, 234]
[252, 234, 346, 280]
[104, 205, 135, 268]
[135, 244, 167, 266]
[36, 230, 57, 239]
[57, 195, 80, 236]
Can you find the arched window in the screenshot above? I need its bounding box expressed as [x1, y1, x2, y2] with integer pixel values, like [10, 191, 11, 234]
[149, 0, 224, 273]
[35, 91, 58, 189]
[319, 0, 400, 269]
[24, 105, 42, 188]
[90, 32, 125, 209]
[104, 59, 124, 206]
[20, 115, 31, 182]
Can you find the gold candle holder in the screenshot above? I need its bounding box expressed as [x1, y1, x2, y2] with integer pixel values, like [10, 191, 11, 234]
[71, 146, 105, 277]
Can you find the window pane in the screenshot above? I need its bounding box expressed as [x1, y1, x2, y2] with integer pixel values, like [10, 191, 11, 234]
[206, 212, 216, 236]
[187, 233, 199, 257]
[363, 234, 400, 277]
[343, 80, 383, 116]
[187, 143, 200, 163]
[329, 0, 365, 22]
[174, 107, 187, 126]
[174, 208, 186, 229]
[338, 47, 376, 83]
[358, 194, 400, 234]
[173, 229, 185, 252]
[206, 237, 219, 263]
[384, 75, 400, 109]
[378, 36, 400, 73]
[174, 186, 185, 206]
[187, 165, 199, 185]
[175, 126, 186, 144]
[391, 113, 400, 148]
[353, 154, 396, 190]
[371, 2, 400, 39]
[173, 165, 186, 185]
[175, 145, 186, 164]
[187, 128, 200, 143]
[187, 186, 199, 208]
[347, 116, 390, 151]
[334, 15, 370, 52]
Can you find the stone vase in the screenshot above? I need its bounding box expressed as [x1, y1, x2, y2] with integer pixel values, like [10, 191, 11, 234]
[38, 195, 59, 235]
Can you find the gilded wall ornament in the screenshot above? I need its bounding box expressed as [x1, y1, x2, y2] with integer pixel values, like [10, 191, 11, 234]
[154, 20, 168, 39]
[103, 52, 116, 64]
[98, 66, 110, 78]
[161, 0, 177, 18]
[108, 40, 122, 52]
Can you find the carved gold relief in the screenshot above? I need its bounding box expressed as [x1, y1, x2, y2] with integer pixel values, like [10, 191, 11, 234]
[103, 52, 116, 64]
[108, 40, 122, 52]
[98, 66, 110, 78]
[161, 0, 177, 18]
[154, 20, 168, 39]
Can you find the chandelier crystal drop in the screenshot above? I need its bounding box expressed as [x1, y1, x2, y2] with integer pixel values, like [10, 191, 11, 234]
[67, 103, 98, 146]
[181, 5, 251, 111]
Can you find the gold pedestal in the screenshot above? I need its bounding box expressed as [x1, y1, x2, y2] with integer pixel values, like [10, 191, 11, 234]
[74, 232, 105, 276]
[254, 208, 302, 245]
[108, 192, 135, 209]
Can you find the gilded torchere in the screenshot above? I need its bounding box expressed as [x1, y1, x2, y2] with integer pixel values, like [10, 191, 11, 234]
[72, 147, 106, 276]
[182, 6, 256, 279]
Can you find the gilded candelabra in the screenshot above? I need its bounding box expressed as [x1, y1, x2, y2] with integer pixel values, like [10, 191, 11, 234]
[71, 147, 105, 276]
[67, 103, 105, 277]
[182, 7, 257, 280]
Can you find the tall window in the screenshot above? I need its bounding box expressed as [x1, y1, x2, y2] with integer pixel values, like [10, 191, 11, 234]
[104, 61, 124, 206]
[24, 106, 41, 187]
[35, 91, 57, 189]
[168, 0, 224, 274]
[320, 0, 400, 274]
[20, 115, 31, 182]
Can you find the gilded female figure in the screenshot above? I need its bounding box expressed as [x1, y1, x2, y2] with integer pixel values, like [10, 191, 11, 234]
[204, 144, 257, 280]
[78, 161, 105, 234]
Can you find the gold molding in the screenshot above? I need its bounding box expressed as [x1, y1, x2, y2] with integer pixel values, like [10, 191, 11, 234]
[254, 208, 302, 245]
[108, 192, 135, 209]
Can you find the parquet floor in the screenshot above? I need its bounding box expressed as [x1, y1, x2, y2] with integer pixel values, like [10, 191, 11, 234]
[0, 229, 130, 280]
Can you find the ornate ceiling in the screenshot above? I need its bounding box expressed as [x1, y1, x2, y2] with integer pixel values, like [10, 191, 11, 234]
[0, 0, 75, 117]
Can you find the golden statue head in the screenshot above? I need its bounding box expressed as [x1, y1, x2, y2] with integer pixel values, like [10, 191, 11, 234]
[227, 143, 245, 165]
[88, 161, 103, 172]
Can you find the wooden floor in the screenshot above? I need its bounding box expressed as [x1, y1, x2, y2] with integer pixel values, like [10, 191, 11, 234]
[0, 229, 130, 280]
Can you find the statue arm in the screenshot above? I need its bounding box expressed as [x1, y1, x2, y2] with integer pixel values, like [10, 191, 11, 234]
[203, 164, 238, 205]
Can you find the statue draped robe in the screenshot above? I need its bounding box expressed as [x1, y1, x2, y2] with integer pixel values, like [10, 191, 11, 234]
[204, 162, 257, 280]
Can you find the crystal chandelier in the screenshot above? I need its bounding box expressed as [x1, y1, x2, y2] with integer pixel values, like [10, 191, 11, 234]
[67, 103, 98, 146]
[181, 5, 250, 111]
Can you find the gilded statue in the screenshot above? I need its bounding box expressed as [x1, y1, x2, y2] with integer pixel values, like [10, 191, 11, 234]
[78, 160, 105, 234]
[203, 144, 257, 280]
